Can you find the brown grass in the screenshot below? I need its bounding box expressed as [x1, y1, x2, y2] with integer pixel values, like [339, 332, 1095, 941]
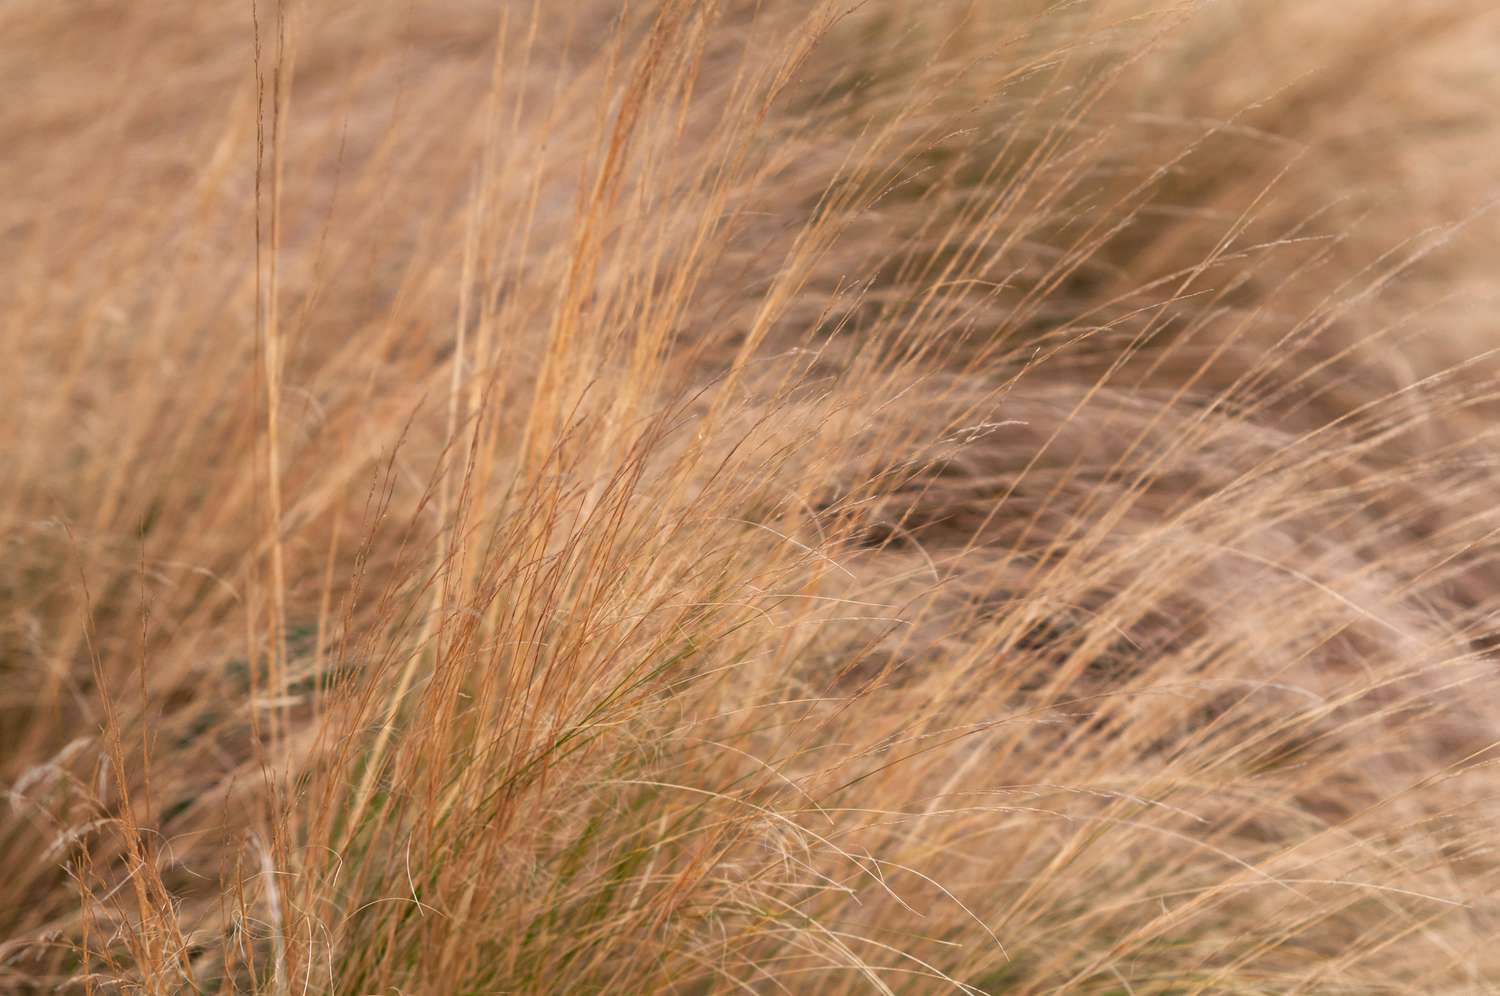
[3, 0, 1500, 992]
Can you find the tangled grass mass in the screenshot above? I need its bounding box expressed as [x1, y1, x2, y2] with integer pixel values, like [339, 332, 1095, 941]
[3, 1, 1500, 991]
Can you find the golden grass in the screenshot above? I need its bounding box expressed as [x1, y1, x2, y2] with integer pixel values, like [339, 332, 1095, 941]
[3, 0, 1500, 992]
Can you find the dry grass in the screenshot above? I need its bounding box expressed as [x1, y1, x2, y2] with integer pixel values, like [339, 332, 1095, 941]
[3, 0, 1500, 992]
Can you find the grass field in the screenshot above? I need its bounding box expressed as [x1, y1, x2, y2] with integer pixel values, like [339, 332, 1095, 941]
[3, 1, 1500, 992]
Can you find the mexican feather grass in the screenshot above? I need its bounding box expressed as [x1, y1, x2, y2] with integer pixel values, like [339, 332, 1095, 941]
[3, 0, 1500, 991]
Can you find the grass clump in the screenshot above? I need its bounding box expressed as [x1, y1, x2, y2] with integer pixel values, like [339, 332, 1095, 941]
[2, 0, 1499, 992]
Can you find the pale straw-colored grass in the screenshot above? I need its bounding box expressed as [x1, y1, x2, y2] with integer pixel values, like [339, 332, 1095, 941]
[3, 1, 1499, 992]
